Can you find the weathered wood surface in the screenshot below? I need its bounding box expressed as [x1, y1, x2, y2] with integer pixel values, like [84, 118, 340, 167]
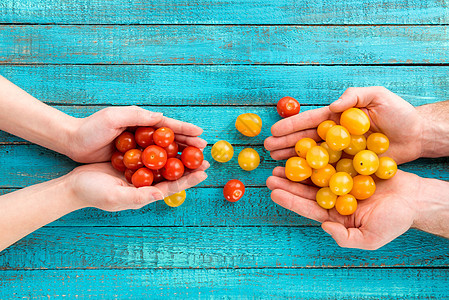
[1, 25, 449, 64]
[1, 65, 447, 106]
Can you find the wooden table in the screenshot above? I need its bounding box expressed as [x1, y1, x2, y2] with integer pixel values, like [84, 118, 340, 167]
[1, 0, 449, 298]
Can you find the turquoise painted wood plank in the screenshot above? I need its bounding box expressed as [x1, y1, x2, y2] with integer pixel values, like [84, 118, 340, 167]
[2, 25, 449, 64]
[0, 144, 448, 188]
[1, 227, 448, 269]
[1, 65, 448, 106]
[1, 0, 448, 25]
[0, 187, 315, 226]
[0, 268, 448, 298]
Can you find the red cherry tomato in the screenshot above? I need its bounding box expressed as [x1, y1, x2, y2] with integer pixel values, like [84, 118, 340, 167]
[131, 167, 154, 188]
[162, 158, 185, 180]
[164, 141, 179, 158]
[277, 96, 301, 118]
[153, 127, 175, 148]
[135, 126, 155, 148]
[111, 151, 126, 172]
[124, 169, 135, 184]
[115, 131, 136, 153]
[152, 169, 164, 184]
[123, 149, 143, 170]
[142, 145, 168, 170]
[127, 126, 138, 133]
[223, 179, 245, 202]
[181, 146, 204, 169]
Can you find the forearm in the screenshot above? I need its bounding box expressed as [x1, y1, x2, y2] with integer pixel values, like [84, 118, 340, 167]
[0, 176, 85, 252]
[413, 177, 449, 239]
[417, 100, 449, 158]
[0, 75, 77, 157]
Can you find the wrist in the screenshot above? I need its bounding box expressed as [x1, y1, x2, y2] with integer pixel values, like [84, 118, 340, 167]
[412, 177, 449, 237]
[417, 104, 449, 158]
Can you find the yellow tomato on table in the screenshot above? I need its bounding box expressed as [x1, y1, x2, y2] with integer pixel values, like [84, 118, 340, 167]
[238, 148, 260, 171]
[211, 140, 234, 163]
[164, 190, 186, 207]
[235, 113, 262, 137]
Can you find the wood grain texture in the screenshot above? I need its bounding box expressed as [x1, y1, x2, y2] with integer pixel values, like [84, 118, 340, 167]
[2, 25, 449, 64]
[1, 227, 448, 269]
[1, 0, 448, 25]
[0, 268, 448, 298]
[1, 144, 448, 188]
[1, 65, 448, 106]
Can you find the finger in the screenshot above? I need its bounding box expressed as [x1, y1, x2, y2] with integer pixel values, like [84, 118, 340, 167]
[272, 166, 287, 178]
[114, 185, 165, 209]
[102, 106, 164, 128]
[321, 222, 382, 250]
[329, 87, 385, 113]
[271, 106, 335, 137]
[266, 176, 318, 200]
[175, 135, 208, 149]
[183, 160, 210, 174]
[270, 189, 328, 223]
[155, 170, 208, 197]
[155, 117, 203, 136]
[270, 148, 296, 160]
[264, 129, 320, 151]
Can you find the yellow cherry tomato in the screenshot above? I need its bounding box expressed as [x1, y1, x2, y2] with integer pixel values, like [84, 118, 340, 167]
[311, 164, 336, 187]
[326, 125, 351, 151]
[340, 108, 370, 135]
[235, 113, 262, 137]
[164, 190, 186, 207]
[367, 133, 390, 154]
[329, 172, 353, 195]
[295, 138, 317, 158]
[316, 187, 338, 209]
[306, 146, 329, 169]
[285, 157, 312, 182]
[317, 120, 336, 140]
[335, 194, 358, 215]
[350, 175, 376, 200]
[375, 157, 397, 179]
[238, 148, 260, 171]
[336, 158, 358, 177]
[353, 150, 379, 175]
[320, 142, 342, 164]
[211, 140, 234, 163]
[344, 135, 367, 156]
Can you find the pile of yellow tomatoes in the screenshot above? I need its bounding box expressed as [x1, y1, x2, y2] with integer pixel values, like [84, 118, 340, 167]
[285, 108, 398, 215]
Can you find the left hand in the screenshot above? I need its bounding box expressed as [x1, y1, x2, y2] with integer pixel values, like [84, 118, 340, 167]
[266, 168, 420, 250]
[68, 106, 207, 163]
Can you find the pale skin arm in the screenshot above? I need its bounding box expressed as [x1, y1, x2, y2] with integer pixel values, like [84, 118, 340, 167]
[0, 76, 209, 251]
[265, 87, 449, 249]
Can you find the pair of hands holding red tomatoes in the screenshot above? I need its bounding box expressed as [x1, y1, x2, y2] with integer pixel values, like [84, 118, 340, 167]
[265, 87, 439, 250]
[66, 106, 209, 212]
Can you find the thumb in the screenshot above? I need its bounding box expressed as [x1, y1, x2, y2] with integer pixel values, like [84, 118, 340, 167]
[103, 106, 163, 128]
[322, 221, 377, 250]
[116, 185, 165, 209]
[329, 87, 380, 113]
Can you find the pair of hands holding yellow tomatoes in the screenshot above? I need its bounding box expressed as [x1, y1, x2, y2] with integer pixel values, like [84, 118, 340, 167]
[264, 87, 434, 250]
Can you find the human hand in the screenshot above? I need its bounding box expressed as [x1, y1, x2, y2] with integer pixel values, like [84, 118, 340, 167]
[266, 168, 421, 250]
[68, 106, 207, 163]
[67, 161, 209, 212]
[265, 87, 427, 164]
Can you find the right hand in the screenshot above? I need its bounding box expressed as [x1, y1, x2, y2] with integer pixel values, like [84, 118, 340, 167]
[265, 87, 427, 164]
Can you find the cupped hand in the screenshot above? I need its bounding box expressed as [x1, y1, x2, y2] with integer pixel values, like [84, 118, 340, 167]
[67, 161, 209, 212]
[69, 106, 208, 163]
[265, 87, 426, 164]
[267, 167, 420, 250]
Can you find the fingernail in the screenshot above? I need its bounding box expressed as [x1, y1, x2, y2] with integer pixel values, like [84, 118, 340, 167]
[333, 98, 342, 105]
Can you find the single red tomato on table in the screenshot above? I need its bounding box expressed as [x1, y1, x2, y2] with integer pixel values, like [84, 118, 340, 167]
[115, 131, 136, 153]
[162, 158, 185, 180]
[154, 127, 175, 148]
[181, 146, 204, 169]
[132, 167, 154, 188]
[111, 151, 126, 172]
[277, 96, 300, 118]
[142, 145, 168, 170]
[135, 126, 155, 148]
[223, 179, 245, 202]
